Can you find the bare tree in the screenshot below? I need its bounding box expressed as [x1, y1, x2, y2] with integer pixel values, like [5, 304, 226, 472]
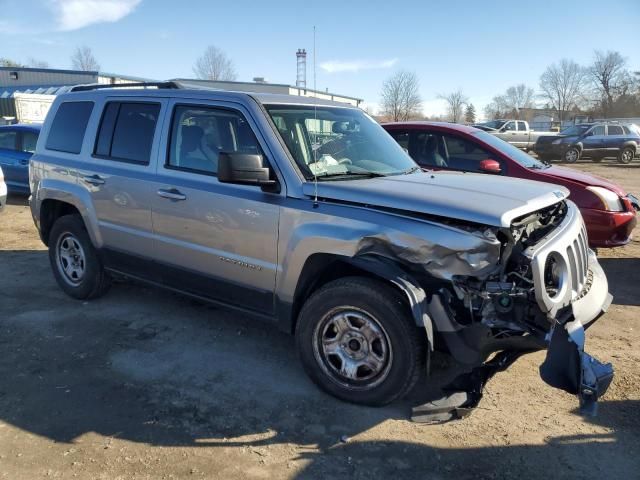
[539, 59, 588, 122]
[193, 45, 237, 81]
[484, 84, 535, 120]
[0, 58, 23, 67]
[484, 97, 509, 120]
[27, 58, 49, 68]
[438, 89, 468, 123]
[504, 84, 535, 118]
[590, 50, 632, 117]
[71, 46, 100, 71]
[380, 71, 422, 121]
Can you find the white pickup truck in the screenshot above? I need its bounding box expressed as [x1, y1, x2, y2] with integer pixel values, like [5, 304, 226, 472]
[474, 120, 557, 151]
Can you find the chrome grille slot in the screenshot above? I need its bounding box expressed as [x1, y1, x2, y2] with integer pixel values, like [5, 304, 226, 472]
[574, 239, 584, 290]
[525, 201, 591, 317]
[567, 245, 578, 294]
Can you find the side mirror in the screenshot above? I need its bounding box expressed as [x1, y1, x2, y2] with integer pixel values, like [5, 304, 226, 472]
[479, 159, 502, 174]
[218, 153, 278, 189]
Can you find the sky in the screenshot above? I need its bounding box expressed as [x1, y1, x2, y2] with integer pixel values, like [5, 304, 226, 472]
[1, 0, 639, 119]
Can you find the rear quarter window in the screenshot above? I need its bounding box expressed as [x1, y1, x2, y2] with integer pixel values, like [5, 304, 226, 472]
[45, 101, 94, 154]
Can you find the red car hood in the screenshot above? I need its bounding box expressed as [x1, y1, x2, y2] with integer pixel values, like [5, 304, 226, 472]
[537, 166, 627, 197]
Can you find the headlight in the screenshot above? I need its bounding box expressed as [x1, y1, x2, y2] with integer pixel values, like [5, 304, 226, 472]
[552, 138, 563, 145]
[544, 253, 567, 299]
[586, 186, 624, 212]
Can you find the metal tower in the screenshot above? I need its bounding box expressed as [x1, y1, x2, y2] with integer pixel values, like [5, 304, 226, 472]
[296, 49, 307, 88]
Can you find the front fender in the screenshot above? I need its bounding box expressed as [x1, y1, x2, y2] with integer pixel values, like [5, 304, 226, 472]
[276, 205, 500, 306]
[347, 256, 434, 351]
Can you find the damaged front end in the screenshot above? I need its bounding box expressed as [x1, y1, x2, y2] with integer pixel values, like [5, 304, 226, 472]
[407, 200, 613, 422]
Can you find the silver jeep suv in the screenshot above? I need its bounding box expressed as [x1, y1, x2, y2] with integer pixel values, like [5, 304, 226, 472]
[29, 82, 613, 415]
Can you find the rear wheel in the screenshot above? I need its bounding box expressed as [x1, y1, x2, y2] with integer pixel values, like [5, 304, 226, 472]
[48, 214, 111, 299]
[564, 147, 580, 163]
[618, 147, 635, 164]
[296, 277, 425, 406]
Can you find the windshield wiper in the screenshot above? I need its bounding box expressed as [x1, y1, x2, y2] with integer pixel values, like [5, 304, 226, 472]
[401, 166, 422, 175]
[315, 171, 388, 180]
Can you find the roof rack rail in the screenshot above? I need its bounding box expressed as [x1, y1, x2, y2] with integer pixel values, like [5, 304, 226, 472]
[70, 81, 181, 92]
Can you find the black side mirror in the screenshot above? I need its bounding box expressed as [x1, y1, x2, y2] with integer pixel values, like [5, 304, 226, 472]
[218, 153, 278, 190]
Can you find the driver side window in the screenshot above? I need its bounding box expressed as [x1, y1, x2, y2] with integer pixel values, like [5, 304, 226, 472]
[167, 105, 262, 175]
[504, 121, 516, 131]
[441, 134, 499, 173]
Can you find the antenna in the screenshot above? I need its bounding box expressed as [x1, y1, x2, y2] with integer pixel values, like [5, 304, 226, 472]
[312, 25, 318, 207]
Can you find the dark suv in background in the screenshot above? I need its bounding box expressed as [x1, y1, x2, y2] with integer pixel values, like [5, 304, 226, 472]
[534, 122, 640, 164]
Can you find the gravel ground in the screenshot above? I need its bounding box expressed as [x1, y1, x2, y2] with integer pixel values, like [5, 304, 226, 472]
[0, 159, 638, 479]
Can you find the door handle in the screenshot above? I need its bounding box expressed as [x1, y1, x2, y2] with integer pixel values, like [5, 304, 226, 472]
[157, 188, 186, 201]
[83, 174, 105, 186]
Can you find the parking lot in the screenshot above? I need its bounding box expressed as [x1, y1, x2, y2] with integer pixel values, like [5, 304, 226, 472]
[0, 159, 638, 479]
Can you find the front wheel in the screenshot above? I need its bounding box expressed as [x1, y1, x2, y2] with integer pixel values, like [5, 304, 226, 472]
[48, 214, 111, 300]
[618, 147, 635, 164]
[564, 147, 580, 163]
[296, 277, 425, 406]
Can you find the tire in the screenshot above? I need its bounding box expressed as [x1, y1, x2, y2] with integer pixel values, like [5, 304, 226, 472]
[618, 147, 635, 164]
[564, 147, 580, 163]
[48, 214, 111, 300]
[296, 277, 425, 406]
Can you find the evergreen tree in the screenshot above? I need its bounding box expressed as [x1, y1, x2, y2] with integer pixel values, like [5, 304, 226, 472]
[465, 103, 476, 123]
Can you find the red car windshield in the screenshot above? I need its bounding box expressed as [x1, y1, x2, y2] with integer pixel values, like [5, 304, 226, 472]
[472, 131, 548, 169]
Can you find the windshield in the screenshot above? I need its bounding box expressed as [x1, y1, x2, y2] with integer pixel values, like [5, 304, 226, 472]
[472, 131, 546, 169]
[560, 125, 591, 136]
[479, 120, 506, 130]
[265, 105, 416, 179]
[628, 124, 640, 136]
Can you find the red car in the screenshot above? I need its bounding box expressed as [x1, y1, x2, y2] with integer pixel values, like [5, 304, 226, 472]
[383, 122, 639, 248]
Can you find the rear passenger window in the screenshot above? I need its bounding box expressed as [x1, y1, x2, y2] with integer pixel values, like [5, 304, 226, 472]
[167, 105, 261, 175]
[94, 102, 160, 164]
[517, 121, 527, 131]
[0, 130, 17, 150]
[46, 101, 93, 154]
[607, 125, 623, 136]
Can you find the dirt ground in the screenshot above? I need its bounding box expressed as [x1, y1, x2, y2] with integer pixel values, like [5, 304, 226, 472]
[0, 159, 638, 479]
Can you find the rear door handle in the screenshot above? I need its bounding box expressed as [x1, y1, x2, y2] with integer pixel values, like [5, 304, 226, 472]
[157, 188, 187, 201]
[83, 174, 105, 186]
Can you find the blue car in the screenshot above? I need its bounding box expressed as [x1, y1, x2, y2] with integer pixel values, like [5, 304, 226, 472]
[0, 124, 41, 194]
[534, 122, 640, 164]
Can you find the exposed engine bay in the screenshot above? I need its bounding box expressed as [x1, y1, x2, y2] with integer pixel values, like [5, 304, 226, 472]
[408, 200, 614, 423]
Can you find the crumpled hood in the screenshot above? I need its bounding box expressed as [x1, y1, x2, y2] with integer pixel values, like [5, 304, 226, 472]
[303, 171, 569, 228]
[537, 166, 627, 197]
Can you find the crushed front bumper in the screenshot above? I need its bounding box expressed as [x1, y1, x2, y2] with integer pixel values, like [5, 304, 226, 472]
[413, 251, 613, 423]
[540, 251, 613, 416]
